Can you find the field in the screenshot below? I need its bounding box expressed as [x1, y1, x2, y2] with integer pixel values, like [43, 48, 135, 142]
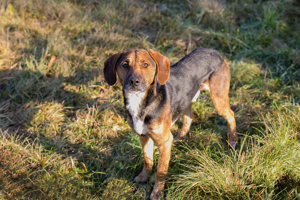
[0, 0, 300, 199]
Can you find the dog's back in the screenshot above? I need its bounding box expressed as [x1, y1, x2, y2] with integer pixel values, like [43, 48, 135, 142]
[165, 48, 225, 121]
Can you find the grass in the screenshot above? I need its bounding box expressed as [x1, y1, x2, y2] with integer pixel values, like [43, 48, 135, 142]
[0, 0, 299, 199]
[168, 104, 300, 199]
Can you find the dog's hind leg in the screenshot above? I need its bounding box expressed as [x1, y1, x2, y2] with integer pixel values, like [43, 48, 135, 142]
[175, 104, 193, 140]
[209, 62, 238, 147]
[134, 136, 154, 183]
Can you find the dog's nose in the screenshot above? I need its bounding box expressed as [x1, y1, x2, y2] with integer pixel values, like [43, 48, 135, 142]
[129, 76, 140, 86]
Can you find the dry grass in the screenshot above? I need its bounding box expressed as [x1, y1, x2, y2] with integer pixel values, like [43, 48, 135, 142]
[0, 0, 300, 199]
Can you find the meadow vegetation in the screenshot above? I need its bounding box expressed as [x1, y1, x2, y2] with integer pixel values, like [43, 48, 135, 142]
[0, 0, 299, 199]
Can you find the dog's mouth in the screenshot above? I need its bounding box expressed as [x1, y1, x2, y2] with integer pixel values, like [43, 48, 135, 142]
[123, 83, 147, 94]
[124, 88, 146, 96]
[124, 90, 146, 98]
[125, 90, 144, 95]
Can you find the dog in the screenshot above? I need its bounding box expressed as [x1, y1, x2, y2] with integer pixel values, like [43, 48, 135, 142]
[103, 48, 238, 199]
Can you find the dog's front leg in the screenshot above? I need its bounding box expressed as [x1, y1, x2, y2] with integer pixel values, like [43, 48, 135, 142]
[134, 135, 154, 183]
[150, 131, 173, 200]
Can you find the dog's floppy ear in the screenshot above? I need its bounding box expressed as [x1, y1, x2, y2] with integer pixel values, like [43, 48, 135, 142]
[103, 52, 122, 85]
[148, 49, 170, 85]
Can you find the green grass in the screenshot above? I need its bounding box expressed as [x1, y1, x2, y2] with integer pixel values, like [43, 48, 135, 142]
[0, 0, 300, 199]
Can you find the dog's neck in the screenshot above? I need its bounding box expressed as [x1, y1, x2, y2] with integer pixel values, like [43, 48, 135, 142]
[123, 82, 164, 135]
[124, 91, 147, 135]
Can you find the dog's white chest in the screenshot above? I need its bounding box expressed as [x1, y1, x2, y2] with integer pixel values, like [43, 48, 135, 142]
[125, 92, 147, 135]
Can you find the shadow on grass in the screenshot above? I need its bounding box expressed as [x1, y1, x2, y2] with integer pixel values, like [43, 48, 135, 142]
[0, 66, 237, 199]
[0, 65, 155, 198]
[0, 128, 150, 199]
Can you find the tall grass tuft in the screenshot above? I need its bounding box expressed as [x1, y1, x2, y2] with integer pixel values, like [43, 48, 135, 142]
[169, 104, 300, 199]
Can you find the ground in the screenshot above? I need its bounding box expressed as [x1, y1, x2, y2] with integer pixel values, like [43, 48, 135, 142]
[0, 0, 300, 199]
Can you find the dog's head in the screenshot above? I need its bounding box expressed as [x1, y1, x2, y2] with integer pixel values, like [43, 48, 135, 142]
[103, 49, 170, 94]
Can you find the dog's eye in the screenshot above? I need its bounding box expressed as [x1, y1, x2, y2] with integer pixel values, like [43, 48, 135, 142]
[143, 63, 149, 68]
[122, 62, 128, 68]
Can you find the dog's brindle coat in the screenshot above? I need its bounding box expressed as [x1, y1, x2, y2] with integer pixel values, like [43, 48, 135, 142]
[104, 48, 238, 199]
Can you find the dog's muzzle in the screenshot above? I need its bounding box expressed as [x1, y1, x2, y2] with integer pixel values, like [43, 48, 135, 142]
[129, 76, 140, 87]
[124, 75, 146, 93]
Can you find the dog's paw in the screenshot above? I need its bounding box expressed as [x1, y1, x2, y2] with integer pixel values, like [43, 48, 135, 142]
[229, 140, 237, 148]
[134, 172, 149, 183]
[228, 134, 238, 148]
[150, 187, 161, 200]
[174, 133, 187, 141]
[174, 136, 184, 141]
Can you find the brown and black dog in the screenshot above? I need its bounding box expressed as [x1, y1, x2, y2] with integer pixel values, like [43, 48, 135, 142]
[103, 48, 238, 199]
